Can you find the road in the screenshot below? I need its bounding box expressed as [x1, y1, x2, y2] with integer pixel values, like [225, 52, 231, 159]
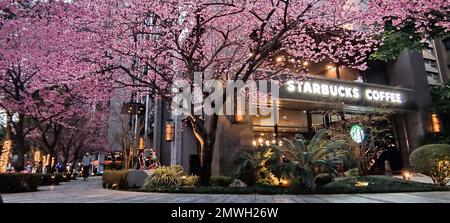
[2, 176, 450, 203]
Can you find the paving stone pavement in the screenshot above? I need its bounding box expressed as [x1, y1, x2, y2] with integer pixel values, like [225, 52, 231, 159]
[2, 176, 450, 203]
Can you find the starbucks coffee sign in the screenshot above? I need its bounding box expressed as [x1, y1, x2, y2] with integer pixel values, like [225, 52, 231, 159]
[279, 76, 416, 110]
[286, 80, 402, 104]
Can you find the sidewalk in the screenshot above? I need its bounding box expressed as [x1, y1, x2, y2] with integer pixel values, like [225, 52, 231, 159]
[2, 176, 450, 203]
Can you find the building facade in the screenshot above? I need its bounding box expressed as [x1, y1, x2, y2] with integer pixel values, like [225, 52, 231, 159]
[108, 50, 443, 176]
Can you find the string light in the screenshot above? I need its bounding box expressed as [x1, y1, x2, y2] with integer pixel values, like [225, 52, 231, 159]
[275, 56, 283, 63]
[0, 140, 12, 173]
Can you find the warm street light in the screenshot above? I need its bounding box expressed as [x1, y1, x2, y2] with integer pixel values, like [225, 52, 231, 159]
[165, 119, 174, 142]
[431, 113, 442, 133]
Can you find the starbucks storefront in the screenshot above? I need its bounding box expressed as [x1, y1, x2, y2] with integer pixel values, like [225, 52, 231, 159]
[250, 75, 419, 174]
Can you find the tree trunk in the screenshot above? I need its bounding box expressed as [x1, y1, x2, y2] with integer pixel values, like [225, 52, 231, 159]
[187, 114, 219, 186]
[10, 113, 27, 171]
[14, 135, 26, 172]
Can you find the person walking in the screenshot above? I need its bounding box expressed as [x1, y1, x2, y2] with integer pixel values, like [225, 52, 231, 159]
[82, 153, 93, 181]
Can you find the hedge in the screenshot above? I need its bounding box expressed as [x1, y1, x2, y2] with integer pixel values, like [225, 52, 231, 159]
[210, 176, 233, 187]
[0, 173, 41, 193]
[102, 170, 129, 190]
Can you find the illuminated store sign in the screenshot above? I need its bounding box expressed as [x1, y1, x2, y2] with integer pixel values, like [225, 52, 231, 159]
[286, 80, 403, 104]
[350, 125, 365, 143]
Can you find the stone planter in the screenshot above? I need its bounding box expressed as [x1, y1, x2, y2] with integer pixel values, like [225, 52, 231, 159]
[127, 170, 153, 188]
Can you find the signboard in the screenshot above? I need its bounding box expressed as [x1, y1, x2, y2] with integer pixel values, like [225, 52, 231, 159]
[350, 125, 365, 143]
[279, 76, 416, 110]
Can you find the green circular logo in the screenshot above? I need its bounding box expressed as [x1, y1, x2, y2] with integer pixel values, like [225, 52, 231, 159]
[350, 125, 365, 143]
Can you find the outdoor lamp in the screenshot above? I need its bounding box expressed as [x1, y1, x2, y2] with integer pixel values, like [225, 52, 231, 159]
[431, 113, 442, 133]
[402, 170, 412, 181]
[165, 119, 174, 142]
[139, 137, 145, 150]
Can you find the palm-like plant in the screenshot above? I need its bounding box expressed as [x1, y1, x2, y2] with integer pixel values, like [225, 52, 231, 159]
[233, 146, 278, 186]
[270, 129, 353, 190]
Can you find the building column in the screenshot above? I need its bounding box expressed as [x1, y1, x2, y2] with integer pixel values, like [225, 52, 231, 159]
[387, 50, 434, 152]
[394, 114, 412, 168]
[152, 100, 163, 159]
[170, 114, 183, 165]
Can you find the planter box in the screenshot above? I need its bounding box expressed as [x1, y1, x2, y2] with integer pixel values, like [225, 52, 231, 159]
[127, 170, 152, 188]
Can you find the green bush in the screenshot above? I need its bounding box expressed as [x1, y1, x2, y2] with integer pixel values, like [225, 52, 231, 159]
[314, 174, 334, 186]
[181, 175, 199, 187]
[102, 170, 129, 190]
[210, 176, 233, 187]
[0, 174, 41, 193]
[410, 144, 450, 185]
[142, 165, 185, 190]
[345, 168, 360, 177]
[105, 162, 124, 170]
[317, 176, 449, 194]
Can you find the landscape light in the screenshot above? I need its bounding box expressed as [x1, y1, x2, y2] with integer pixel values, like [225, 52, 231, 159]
[402, 171, 412, 181]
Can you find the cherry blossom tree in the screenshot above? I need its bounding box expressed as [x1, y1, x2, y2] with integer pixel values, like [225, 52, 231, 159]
[0, 1, 113, 171]
[79, 0, 449, 185]
[56, 109, 110, 173]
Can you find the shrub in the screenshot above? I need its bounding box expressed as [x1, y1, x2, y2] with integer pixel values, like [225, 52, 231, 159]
[314, 174, 334, 186]
[317, 176, 449, 194]
[182, 175, 199, 187]
[55, 173, 70, 183]
[430, 160, 450, 186]
[102, 170, 129, 190]
[210, 176, 233, 187]
[142, 165, 185, 190]
[40, 174, 60, 186]
[105, 162, 124, 170]
[0, 173, 41, 193]
[345, 168, 360, 177]
[410, 144, 450, 186]
[233, 147, 273, 186]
